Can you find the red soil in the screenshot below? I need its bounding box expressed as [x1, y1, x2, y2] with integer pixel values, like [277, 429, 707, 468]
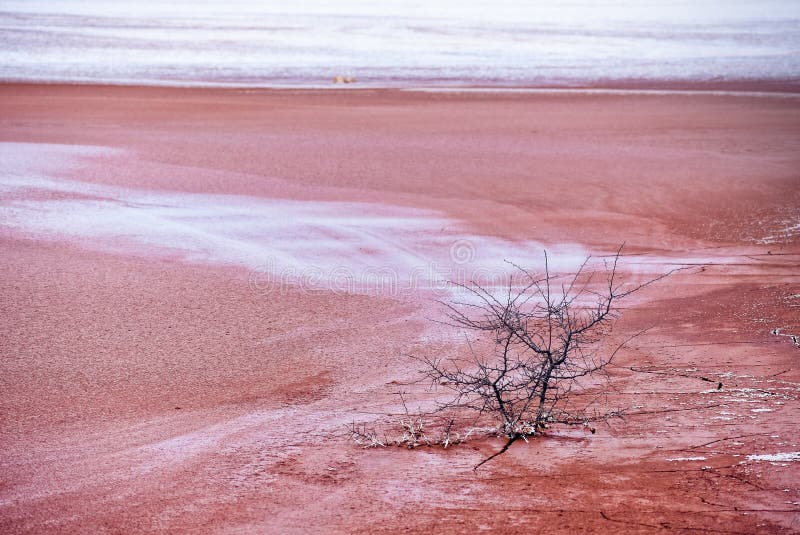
[1, 84, 799, 533]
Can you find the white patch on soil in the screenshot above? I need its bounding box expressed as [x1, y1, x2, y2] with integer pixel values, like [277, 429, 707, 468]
[746, 452, 800, 462]
[1, 142, 591, 294]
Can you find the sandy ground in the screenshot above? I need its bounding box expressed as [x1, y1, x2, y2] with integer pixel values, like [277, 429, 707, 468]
[1, 84, 799, 533]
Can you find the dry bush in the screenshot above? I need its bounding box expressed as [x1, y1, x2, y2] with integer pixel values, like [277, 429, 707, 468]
[352, 246, 669, 467]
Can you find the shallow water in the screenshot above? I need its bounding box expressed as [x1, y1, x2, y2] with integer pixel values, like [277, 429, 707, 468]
[1, 1, 798, 87]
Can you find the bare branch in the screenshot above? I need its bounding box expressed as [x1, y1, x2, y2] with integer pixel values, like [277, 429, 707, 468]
[351, 245, 671, 466]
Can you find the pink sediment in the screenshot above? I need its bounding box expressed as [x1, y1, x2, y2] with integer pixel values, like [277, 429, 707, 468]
[1, 84, 799, 533]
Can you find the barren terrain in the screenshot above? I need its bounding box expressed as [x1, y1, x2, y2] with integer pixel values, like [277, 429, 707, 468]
[1, 84, 799, 533]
